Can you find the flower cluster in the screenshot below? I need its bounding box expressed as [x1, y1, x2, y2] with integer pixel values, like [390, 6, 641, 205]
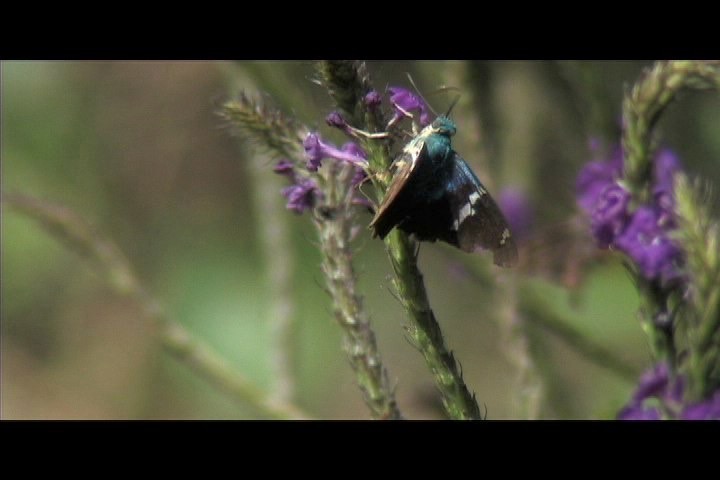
[576, 142, 684, 286]
[618, 363, 720, 420]
[275, 87, 431, 215]
[273, 159, 321, 214]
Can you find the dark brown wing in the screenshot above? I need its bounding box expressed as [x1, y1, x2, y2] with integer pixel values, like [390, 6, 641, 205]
[447, 153, 518, 267]
[368, 144, 426, 239]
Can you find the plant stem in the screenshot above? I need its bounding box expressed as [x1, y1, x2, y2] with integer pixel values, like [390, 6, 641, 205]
[2, 191, 310, 420]
[385, 231, 482, 419]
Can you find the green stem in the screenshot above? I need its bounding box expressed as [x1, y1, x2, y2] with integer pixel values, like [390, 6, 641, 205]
[2, 191, 310, 420]
[315, 162, 403, 420]
[386, 231, 482, 419]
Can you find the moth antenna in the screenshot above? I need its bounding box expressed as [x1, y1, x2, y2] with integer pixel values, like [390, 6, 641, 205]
[444, 93, 461, 117]
[405, 72, 438, 117]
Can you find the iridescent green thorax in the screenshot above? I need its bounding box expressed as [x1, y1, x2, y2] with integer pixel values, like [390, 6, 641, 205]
[403, 116, 457, 168]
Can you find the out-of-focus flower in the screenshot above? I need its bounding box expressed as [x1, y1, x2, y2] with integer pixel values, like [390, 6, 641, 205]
[576, 143, 685, 284]
[282, 178, 321, 214]
[364, 90, 382, 108]
[681, 391, 720, 420]
[591, 184, 631, 248]
[618, 363, 719, 420]
[388, 86, 430, 127]
[498, 187, 533, 241]
[614, 206, 683, 284]
[273, 159, 295, 177]
[575, 145, 623, 215]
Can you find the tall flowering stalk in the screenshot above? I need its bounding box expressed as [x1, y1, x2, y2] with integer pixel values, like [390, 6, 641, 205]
[316, 61, 483, 419]
[576, 60, 720, 419]
[222, 90, 401, 419]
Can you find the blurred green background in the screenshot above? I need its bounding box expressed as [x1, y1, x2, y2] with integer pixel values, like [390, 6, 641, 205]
[2, 61, 719, 419]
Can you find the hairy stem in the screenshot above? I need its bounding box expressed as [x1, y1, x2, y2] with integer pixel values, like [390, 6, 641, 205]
[222, 88, 401, 419]
[315, 162, 402, 419]
[622, 60, 720, 203]
[318, 60, 483, 419]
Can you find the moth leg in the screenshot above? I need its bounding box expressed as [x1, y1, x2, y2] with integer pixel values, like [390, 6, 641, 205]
[387, 104, 420, 136]
[345, 125, 391, 140]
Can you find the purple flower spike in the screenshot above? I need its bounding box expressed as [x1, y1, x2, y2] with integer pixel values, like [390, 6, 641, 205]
[498, 187, 533, 241]
[388, 86, 430, 126]
[364, 90, 382, 108]
[282, 178, 320, 214]
[303, 132, 368, 172]
[591, 184, 631, 248]
[615, 206, 683, 283]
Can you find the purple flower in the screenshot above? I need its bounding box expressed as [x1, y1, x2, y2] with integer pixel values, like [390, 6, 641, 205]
[326, 111, 349, 131]
[341, 142, 367, 160]
[351, 166, 367, 187]
[614, 206, 683, 284]
[681, 391, 720, 420]
[273, 159, 295, 177]
[388, 86, 430, 126]
[619, 363, 720, 420]
[618, 363, 678, 420]
[281, 178, 320, 214]
[498, 187, 533, 241]
[575, 145, 623, 214]
[303, 132, 368, 172]
[618, 404, 662, 420]
[632, 363, 672, 402]
[590, 184, 631, 248]
[653, 149, 682, 197]
[364, 90, 382, 108]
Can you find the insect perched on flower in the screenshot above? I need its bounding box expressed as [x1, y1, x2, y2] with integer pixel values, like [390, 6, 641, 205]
[369, 113, 518, 268]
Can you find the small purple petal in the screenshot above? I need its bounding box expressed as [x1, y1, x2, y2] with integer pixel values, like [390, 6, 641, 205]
[364, 90, 382, 108]
[351, 195, 373, 209]
[303, 132, 368, 172]
[498, 187, 533, 241]
[615, 207, 682, 282]
[326, 111, 348, 130]
[681, 391, 720, 420]
[617, 404, 662, 420]
[273, 159, 295, 177]
[351, 166, 367, 187]
[653, 149, 682, 196]
[342, 142, 367, 159]
[282, 178, 319, 214]
[632, 363, 670, 402]
[591, 184, 631, 248]
[388, 86, 430, 126]
[303, 133, 325, 172]
[575, 146, 623, 214]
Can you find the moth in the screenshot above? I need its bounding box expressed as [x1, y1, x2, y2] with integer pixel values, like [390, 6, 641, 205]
[369, 115, 518, 267]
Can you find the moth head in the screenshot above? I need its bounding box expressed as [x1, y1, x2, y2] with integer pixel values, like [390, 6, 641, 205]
[431, 116, 457, 137]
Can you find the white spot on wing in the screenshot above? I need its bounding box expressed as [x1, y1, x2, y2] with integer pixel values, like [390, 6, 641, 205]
[500, 228, 511, 245]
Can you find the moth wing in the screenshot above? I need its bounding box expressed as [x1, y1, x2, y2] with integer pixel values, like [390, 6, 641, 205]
[446, 153, 518, 267]
[369, 143, 428, 239]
